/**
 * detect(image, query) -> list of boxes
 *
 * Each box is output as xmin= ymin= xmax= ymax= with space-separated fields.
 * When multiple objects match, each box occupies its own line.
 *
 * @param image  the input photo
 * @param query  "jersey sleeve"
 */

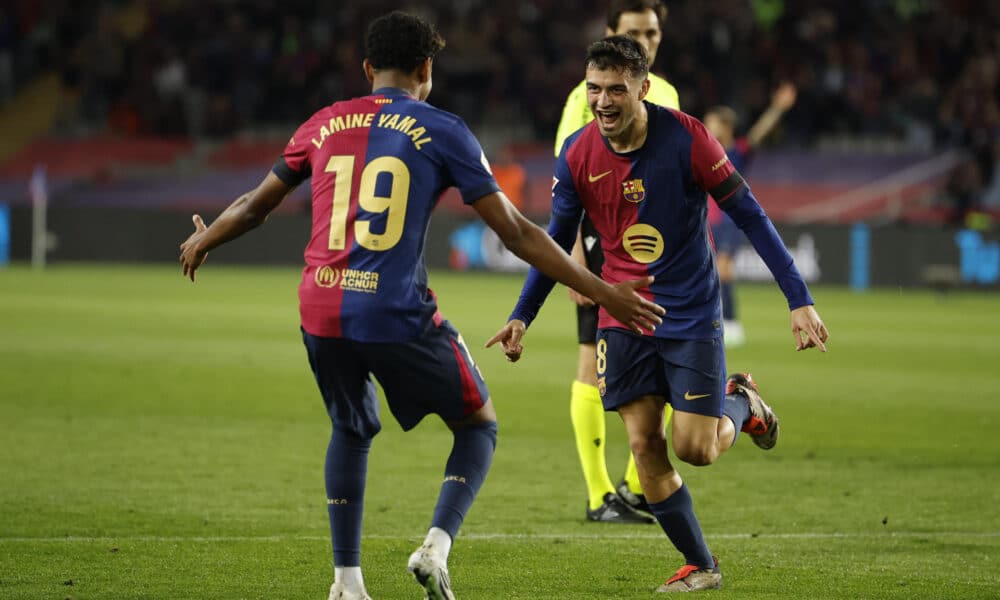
xmin=674 ymin=111 xmax=813 ymax=309
xmin=508 ymin=147 xmax=583 ymax=326
xmin=440 ymin=118 xmax=501 ymax=204
xmin=720 ymin=185 xmax=813 ymax=309
xmin=272 ymin=121 xmax=313 ymax=187
xmin=679 ymin=111 xmax=746 ymax=203
xmin=553 ymin=81 xmax=592 ymax=157
xmin=551 ymin=142 xmax=584 ymax=221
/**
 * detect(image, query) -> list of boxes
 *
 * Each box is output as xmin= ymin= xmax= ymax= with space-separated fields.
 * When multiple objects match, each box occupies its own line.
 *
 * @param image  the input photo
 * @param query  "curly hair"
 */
xmin=365 ymin=11 xmax=446 ymax=73
xmin=586 ymin=35 xmax=649 ymax=80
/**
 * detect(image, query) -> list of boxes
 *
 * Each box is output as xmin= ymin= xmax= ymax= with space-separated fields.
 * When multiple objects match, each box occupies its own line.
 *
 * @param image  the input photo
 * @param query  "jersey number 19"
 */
xmin=325 ymin=155 xmax=410 ymax=251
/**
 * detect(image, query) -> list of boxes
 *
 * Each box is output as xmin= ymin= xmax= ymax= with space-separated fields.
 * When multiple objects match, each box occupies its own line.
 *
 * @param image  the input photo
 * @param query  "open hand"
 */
xmin=179 ymin=214 xmax=209 ymax=282
xmin=599 ymin=276 xmax=665 ymax=335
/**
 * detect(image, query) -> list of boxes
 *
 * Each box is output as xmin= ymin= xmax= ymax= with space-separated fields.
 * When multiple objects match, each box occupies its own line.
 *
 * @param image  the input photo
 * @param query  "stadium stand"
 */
xmin=0 ymin=1 xmax=997 ymax=224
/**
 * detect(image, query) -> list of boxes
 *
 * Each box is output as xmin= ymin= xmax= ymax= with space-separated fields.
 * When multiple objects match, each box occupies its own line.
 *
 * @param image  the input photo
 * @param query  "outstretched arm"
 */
xmin=746 ymin=82 xmax=796 ymax=147
xmin=720 ymin=183 xmax=828 ymax=351
xmin=681 ymin=108 xmax=826 ymax=352
xmin=179 ymin=172 xmax=294 ymax=281
xmin=472 ymin=191 xmax=663 ymax=359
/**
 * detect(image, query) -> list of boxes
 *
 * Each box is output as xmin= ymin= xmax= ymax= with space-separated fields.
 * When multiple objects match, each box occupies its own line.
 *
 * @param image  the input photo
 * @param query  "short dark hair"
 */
xmin=607 ymin=0 xmax=668 ymax=31
xmin=365 ymin=11 xmax=445 ymax=73
xmin=586 ymin=35 xmax=649 ymax=80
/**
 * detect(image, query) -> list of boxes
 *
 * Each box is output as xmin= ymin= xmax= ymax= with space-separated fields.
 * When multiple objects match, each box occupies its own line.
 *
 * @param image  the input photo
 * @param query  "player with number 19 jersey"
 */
xmin=511 ymin=102 xmax=813 ymax=339
xmin=273 ymin=87 xmax=499 ymax=342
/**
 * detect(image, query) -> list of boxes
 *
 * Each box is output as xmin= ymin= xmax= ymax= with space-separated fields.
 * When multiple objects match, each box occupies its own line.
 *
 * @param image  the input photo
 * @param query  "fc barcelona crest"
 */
xmin=622 ymin=179 xmax=646 ymax=203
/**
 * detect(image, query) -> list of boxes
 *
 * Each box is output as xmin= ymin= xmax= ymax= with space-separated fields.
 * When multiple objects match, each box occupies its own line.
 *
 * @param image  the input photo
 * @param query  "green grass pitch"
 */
xmin=1 ymin=264 xmax=998 ymax=599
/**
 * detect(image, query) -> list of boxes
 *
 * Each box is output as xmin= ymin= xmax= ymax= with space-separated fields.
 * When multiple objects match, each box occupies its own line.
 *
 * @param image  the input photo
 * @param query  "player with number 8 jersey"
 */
xmin=275 ymin=88 xmax=499 ymax=342
xmin=490 ymin=35 xmax=828 ymax=593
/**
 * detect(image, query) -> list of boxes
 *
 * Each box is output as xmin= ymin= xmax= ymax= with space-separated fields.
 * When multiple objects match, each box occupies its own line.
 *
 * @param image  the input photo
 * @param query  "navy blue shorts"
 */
xmin=711 ymin=215 xmax=742 ymax=256
xmin=301 ymin=320 xmax=489 ymax=439
xmin=595 ymin=329 xmax=725 ymax=417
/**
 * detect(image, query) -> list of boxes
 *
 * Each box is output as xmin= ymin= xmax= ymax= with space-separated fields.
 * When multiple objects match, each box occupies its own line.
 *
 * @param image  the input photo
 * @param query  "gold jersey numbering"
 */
xmin=324 ymin=155 xmax=410 ymax=252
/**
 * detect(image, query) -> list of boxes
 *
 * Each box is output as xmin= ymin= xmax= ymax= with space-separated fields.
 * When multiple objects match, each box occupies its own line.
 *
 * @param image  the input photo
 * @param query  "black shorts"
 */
xmin=577 ymin=214 xmax=605 ymax=345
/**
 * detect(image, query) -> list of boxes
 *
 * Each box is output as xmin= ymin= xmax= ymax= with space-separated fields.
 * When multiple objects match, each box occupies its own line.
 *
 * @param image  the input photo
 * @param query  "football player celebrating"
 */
xmin=553 ymin=0 xmax=679 ymax=526
xmin=489 ymin=36 xmax=827 ymax=592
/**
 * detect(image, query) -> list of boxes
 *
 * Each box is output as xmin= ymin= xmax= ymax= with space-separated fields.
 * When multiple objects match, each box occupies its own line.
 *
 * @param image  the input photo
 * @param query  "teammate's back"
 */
xmin=277 ymin=89 xmax=499 ymax=342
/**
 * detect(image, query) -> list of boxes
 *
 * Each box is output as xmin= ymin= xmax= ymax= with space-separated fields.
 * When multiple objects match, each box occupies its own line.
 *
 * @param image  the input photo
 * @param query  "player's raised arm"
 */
xmin=179 ymin=171 xmax=293 ymax=281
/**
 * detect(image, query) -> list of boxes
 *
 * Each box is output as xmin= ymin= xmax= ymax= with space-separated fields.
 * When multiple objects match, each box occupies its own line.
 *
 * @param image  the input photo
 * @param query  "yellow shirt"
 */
xmin=553 ymin=73 xmax=680 ymax=156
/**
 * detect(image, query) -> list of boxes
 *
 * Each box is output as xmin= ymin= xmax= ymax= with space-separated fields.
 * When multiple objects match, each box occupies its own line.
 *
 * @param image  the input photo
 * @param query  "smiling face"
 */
xmin=586 ymin=65 xmax=650 ymax=142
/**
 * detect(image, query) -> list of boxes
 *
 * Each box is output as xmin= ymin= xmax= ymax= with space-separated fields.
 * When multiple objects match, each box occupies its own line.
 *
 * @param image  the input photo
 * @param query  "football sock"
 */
xmin=623 ymin=452 xmax=642 ymax=495
xmin=622 ymin=404 xmax=673 ymax=495
xmin=326 ymin=426 xmax=371 ymax=567
xmin=721 ymin=282 xmax=736 ymax=320
xmin=431 ymin=421 xmax=497 ymax=539
xmin=421 ymin=526 xmax=453 ymax=562
xmin=334 ymin=566 xmax=365 ymax=589
xmin=647 ymin=484 xmax=714 ymax=569
xmin=722 ymin=392 xmax=751 ymax=446
xmin=570 ymin=380 xmax=616 ymax=510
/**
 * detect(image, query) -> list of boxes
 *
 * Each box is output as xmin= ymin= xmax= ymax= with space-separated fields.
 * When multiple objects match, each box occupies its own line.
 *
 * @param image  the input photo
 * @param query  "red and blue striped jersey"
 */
xmin=274 ymin=87 xmax=499 ymax=342
xmin=511 ymin=103 xmax=811 ymax=339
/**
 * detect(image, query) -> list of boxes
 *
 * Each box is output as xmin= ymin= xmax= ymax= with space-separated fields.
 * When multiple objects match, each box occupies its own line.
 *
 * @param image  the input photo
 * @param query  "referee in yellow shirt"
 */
xmin=553 ymin=0 xmax=678 ymax=524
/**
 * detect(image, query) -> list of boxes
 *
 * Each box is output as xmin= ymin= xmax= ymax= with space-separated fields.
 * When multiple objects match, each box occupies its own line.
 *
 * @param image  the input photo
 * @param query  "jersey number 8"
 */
xmin=325 ymin=155 xmax=410 ymax=251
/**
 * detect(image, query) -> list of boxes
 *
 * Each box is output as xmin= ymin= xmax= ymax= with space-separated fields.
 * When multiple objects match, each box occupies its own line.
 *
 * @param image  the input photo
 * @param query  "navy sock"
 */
xmin=647 ymin=484 xmax=714 ymax=569
xmin=722 ymin=392 xmax=751 ymax=445
xmin=431 ymin=421 xmax=497 ymax=539
xmin=721 ymin=282 xmax=736 ymax=320
xmin=325 ymin=426 xmax=371 ymax=567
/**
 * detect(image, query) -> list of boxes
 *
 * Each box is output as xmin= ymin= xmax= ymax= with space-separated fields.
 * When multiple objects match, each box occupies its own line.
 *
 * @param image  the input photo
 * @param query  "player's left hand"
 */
xmin=790 ymin=305 xmax=828 ymax=352
xmin=179 ymin=214 xmax=209 ymax=282
xmin=485 ymin=319 xmax=527 ymax=362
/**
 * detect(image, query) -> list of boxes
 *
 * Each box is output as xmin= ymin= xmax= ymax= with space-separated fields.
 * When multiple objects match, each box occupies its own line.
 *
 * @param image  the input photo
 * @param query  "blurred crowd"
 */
xmin=1 ymin=0 xmax=998 ymax=213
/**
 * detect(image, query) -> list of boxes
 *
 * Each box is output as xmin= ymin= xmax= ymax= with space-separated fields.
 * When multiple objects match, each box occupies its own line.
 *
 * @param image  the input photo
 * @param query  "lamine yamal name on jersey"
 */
xmin=310 ymin=110 xmax=433 ymax=151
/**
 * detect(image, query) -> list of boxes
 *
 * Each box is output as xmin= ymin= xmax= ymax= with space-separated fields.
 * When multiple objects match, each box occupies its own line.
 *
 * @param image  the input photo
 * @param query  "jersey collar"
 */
xmin=372 ymin=87 xmax=417 ymax=99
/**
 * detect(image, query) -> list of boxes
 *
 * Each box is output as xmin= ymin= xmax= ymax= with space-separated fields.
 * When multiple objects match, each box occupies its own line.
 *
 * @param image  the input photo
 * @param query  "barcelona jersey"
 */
xmin=273 ymin=87 xmax=499 ymax=342
xmin=511 ymin=103 xmax=812 ymax=339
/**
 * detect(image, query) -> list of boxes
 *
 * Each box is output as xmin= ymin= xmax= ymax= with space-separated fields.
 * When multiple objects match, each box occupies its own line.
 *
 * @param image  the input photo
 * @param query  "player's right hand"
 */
xmin=179 ymin=214 xmax=209 ymax=282
xmin=485 ymin=319 xmax=527 ymax=362
xmin=598 ymin=276 xmax=665 ymax=335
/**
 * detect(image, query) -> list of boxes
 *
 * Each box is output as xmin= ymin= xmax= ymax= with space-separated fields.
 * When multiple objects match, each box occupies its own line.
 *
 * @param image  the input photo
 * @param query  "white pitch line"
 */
xmin=1 ymin=531 xmax=998 ymax=543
